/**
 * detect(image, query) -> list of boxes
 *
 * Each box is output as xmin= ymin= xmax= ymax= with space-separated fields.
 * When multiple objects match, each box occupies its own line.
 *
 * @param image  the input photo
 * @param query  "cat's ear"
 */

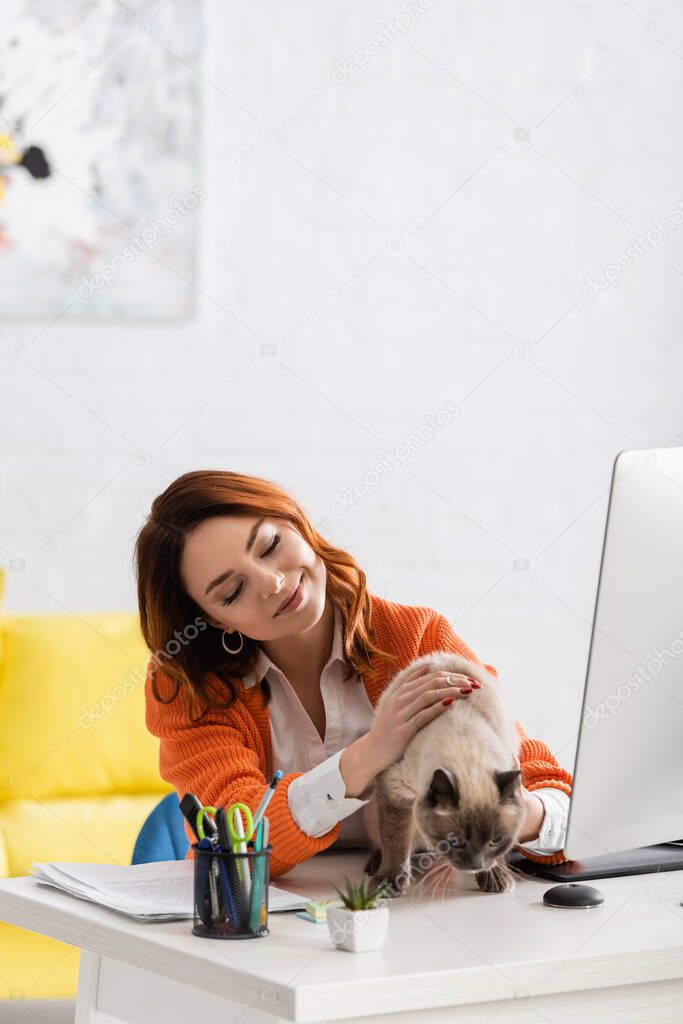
xmin=495 ymin=768 xmax=521 ymax=802
xmin=422 ymin=767 xmax=460 ymax=809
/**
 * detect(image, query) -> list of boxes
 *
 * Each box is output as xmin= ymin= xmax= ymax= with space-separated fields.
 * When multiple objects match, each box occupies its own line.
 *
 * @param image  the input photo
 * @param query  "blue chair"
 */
xmin=131 ymin=792 xmax=190 ymax=864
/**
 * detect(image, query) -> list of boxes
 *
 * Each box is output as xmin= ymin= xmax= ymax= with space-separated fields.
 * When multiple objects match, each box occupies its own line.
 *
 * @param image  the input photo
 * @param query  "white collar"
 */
xmin=241 ymin=603 xmax=346 ymax=688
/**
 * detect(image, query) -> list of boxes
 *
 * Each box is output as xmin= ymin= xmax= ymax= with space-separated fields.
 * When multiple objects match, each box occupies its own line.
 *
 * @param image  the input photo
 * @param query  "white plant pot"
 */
xmin=326 ymin=902 xmax=389 ymax=952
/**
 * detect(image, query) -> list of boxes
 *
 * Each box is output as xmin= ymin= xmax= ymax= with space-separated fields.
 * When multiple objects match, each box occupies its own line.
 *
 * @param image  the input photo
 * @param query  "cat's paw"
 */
xmin=363 ymin=847 xmax=383 ymax=876
xmin=371 ymin=874 xmax=410 ymax=899
xmin=370 ymin=857 xmax=413 ymax=898
xmin=475 ymin=861 xmax=515 ymax=894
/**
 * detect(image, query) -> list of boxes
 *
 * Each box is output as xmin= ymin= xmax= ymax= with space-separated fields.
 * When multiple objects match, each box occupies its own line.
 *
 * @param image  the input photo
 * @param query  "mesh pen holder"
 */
xmin=192 ymin=842 xmax=272 ymax=939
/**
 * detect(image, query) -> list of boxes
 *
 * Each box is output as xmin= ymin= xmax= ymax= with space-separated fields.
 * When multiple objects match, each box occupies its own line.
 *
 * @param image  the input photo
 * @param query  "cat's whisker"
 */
xmin=418 ymin=858 xmax=456 ymax=902
xmin=413 ymin=860 xmax=441 ymax=901
xmin=508 ymin=862 xmax=525 ymax=884
xmin=427 ymin=865 xmax=443 ymax=902
xmin=427 ymin=866 xmax=445 ymax=901
xmin=410 ymin=865 xmax=430 ymax=899
xmin=411 ymin=869 xmax=426 ymax=898
xmin=436 ymin=857 xmax=459 ymax=899
xmin=441 ymin=863 xmax=459 ymax=900
xmin=427 ymin=860 xmax=447 ymax=895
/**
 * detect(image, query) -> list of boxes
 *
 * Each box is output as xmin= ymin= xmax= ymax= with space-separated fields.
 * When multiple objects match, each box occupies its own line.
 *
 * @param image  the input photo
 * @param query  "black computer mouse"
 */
xmin=543 ymin=882 xmax=604 ymax=909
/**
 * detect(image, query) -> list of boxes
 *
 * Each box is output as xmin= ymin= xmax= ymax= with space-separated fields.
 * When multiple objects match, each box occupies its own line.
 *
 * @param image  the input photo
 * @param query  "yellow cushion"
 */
xmin=0 ymin=782 xmax=172 ymax=999
xmin=0 ymin=570 xmax=178 ymax=1000
xmin=0 ymin=922 xmax=80 ymax=1000
xmin=0 ymin=569 xmax=181 ymax=999
xmin=0 ymin=790 xmax=169 ymax=1000
xmin=0 ymin=793 xmax=169 ymax=877
xmin=0 ymin=818 xmax=8 ymax=878
xmin=0 ymin=610 xmax=166 ymax=803
xmin=0 ymin=570 xmax=5 ymax=670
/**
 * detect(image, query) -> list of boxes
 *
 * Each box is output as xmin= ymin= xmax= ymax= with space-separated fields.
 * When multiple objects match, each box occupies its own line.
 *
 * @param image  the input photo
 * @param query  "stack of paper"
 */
xmin=29 ymin=860 xmax=307 ymax=923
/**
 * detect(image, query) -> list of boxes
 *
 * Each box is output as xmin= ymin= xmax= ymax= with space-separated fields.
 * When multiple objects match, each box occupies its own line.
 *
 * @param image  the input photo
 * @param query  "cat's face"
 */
xmin=414 ymin=766 xmax=525 ymax=873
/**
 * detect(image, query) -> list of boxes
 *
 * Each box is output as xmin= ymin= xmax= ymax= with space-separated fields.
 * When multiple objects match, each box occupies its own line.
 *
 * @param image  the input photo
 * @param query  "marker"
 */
xmin=180 ymin=793 xmax=216 ymax=841
xmin=250 ymin=771 xmax=283 ymax=837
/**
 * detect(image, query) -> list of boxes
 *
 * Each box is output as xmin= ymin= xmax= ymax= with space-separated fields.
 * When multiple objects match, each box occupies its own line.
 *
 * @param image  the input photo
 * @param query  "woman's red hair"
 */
xmin=134 ymin=469 xmax=397 ymax=721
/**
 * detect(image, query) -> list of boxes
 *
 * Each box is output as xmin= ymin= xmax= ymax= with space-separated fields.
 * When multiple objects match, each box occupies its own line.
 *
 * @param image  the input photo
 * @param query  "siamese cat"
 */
xmin=362 ymin=652 xmax=525 ymax=896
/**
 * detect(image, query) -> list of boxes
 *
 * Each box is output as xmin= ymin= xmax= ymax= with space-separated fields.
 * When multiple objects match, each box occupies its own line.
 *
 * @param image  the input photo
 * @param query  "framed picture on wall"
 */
xmin=0 ymin=0 xmax=203 ymax=320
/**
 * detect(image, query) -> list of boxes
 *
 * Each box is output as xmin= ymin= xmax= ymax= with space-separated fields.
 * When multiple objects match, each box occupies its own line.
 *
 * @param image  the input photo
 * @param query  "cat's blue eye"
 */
xmin=490 ymin=836 xmax=504 ymax=846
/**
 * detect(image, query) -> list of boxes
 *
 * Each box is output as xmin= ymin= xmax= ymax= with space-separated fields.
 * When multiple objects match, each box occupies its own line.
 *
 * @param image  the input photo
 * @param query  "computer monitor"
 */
xmin=509 ymin=446 xmax=683 ymax=881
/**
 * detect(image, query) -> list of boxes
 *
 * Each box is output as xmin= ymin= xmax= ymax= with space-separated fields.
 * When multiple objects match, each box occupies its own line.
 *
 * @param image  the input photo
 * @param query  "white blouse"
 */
xmin=241 ymin=604 xmax=569 ymax=855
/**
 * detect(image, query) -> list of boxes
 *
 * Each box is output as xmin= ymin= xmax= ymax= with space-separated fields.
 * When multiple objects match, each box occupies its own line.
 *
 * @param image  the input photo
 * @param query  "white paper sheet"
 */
xmin=29 ymin=859 xmax=307 ymax=922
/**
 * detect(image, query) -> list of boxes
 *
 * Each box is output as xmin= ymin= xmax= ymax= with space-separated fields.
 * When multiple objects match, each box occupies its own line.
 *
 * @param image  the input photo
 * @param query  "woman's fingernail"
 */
xmin=470 ymin=681 xmax=482 ymax=688
xmin=442 ymin=697 xmax=455 ymax=706
xmin=460 ymin=687 xmax=473 ymax=694
xmin=467 ymin=677 xmax=477 ymax=683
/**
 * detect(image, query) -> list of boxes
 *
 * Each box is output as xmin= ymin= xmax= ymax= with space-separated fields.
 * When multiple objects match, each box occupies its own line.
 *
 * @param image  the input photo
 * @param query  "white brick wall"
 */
xmin=3 ymin=0 xmax=683 ymax=766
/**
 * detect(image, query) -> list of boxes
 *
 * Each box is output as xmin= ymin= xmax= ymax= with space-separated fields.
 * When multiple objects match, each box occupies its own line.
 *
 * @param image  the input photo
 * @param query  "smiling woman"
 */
xmin=134 ymin=469 xmax=573 ymax=880
xmin=134 ymin=470 xmax=392 ymax=719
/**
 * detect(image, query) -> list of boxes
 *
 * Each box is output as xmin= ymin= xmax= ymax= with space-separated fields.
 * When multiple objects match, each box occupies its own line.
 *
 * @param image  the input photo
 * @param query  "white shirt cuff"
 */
xmin=517 ymin=787 xmax=570 ymax=854
xmin=287 ymin=748 xmax=375 ymax=839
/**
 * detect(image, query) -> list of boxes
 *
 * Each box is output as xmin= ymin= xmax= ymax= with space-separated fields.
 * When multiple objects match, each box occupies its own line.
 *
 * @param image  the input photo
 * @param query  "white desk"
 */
xmin=1 ymin=851 xmax=682 ymax=1024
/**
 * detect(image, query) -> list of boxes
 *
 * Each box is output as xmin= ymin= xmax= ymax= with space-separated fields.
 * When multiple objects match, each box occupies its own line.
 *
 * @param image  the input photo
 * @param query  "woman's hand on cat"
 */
xmin=369 ymin=665 xmax=481 ymax=772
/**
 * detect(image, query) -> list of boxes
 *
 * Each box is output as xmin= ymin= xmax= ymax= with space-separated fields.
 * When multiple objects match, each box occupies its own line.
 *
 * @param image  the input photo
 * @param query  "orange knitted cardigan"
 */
xmin=145 ymin=593 xmax=573 ymax=878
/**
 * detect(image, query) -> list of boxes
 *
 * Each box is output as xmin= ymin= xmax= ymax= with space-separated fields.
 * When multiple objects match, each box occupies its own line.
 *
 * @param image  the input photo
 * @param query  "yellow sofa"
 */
xmin=0 ymin=569 xmax=173 ymax=1000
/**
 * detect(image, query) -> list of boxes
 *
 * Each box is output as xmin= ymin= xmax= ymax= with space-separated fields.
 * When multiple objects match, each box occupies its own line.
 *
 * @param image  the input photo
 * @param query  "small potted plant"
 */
xmin=326 ymin=874 xmax=390 ymax=952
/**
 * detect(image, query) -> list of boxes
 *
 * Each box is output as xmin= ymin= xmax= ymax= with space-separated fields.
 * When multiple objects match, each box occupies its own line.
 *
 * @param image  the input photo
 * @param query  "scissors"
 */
xmin=225 ymin=802 xmax=254 ymax=847
xmin=225 ymin=803 xmax=253 ymax=894
xmin=196 ymin=805 xmax=247 ymax=928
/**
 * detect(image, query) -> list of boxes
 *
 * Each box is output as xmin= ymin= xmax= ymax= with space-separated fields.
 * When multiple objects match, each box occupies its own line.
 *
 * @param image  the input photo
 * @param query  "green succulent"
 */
xmin=332 ymin=874 xmax=388 ymax=911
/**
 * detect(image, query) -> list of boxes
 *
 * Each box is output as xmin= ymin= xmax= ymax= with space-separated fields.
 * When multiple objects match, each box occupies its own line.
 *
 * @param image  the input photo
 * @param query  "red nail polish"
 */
xmin=442 ymin=696 xmax=455 ymax=706
xmin=461 ymin=688 xmax=473 ymax=694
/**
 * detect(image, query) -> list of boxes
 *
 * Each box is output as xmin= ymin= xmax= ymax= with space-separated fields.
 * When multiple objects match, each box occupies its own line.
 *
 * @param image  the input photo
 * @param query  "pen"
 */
xmin=250 ymin=770 xmax=283 ymax=837
xmin=196 ymin=806 xmax=226 ymax=926
xmin=247 ymin=818 xmax=266 ymax=933
xmin=259 ymin=816 xmax=270 ymax=928
xmin=211 ymin=834 xmax=240 ymax=929
xmin=182 ymin=796 xmax=218 ymax=926
xmin=196 ymin=836 xmax=220 ymax=925
xmin=198 ymin=805 xmax=246 ymax=929
xmin=216 ymin=806 xmax=246 ymax=929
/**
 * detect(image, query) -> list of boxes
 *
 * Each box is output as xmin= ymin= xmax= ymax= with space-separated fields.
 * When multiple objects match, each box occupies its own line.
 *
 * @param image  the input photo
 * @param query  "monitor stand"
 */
xmin=506 ymin=841 xmax=683 ymax=881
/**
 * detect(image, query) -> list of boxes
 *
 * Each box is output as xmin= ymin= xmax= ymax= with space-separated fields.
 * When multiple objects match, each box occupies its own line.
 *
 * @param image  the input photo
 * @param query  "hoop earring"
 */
xmin=221 ymin=629 xmax=244 ymax=655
